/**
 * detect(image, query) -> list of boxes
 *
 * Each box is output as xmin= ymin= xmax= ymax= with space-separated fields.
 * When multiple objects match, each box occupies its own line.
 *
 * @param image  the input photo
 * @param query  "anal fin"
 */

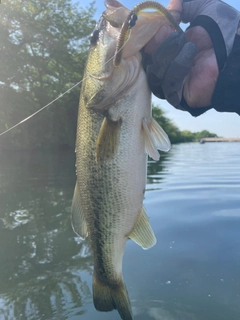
xmin=71 ymin=182 xmax=88 ymax=239
xmin=142 ymin=117 xmax=171 ymax=161
xmin=128 ymin=206 xmax=156 ymax=250
xmin=96 ymin=116 xmax=122 ymax=163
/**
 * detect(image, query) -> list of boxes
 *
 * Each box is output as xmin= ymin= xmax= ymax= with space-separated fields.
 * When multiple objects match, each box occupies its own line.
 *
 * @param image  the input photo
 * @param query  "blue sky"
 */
xmin=81 ymin=0 xmax=240 ymax=137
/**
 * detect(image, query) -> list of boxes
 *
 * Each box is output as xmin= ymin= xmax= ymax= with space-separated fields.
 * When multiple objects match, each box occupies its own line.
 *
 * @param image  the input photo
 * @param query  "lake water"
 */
xmin=0 ymin=142 xmax=240 ymax=320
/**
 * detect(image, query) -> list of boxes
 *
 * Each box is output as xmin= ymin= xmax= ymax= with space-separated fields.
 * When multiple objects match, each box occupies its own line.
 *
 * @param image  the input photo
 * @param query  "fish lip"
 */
xmin=103 ymin=0 xmax=130 ymax=29
xmin=104 ymin=0 xmax=123 ymax=9
xmin=102 ymin=13 xmax=121 ymax=28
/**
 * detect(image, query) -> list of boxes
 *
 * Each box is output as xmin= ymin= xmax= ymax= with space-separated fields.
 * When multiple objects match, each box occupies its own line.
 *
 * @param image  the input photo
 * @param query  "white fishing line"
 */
xmin=0 ymin=81 xmax=81 ymax=137
xmin=0 ymin=29 xmax=132 ymax=137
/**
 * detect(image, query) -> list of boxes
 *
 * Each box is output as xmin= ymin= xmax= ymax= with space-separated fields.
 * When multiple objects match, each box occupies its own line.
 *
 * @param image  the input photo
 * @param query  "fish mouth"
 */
xmin=90 ymin=1 xmax=181 ymax=67
xmin=103 ymin=1 xmax=181 ymax=66
xmin=103 ymin=0 xmax=130 ymax=29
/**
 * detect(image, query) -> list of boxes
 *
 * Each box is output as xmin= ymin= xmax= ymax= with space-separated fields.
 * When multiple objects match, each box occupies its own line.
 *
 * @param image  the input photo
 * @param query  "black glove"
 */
xmin=144 ymin=0 xmax=240 ymax=116
xmin=143 ymin=31 xmax=198 ymax=110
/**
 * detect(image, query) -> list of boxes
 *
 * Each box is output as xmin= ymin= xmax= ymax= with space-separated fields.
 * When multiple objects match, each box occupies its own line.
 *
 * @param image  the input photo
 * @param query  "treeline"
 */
xmin=0 ymin=0 xmax=96 ymax=150
xmin=152 ymin=105 xmax=218 ymax=143
xmin=0 ymin=0 xmax=217 ymax=151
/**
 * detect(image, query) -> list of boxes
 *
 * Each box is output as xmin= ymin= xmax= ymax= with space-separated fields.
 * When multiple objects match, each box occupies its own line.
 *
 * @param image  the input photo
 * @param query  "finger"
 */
xmin=185 ymin=26 xmax=213 ymax=51
xmin=167 ymin=0 xmax=182 ymax=12
xmin=144 ymin=24 xmax=174 ymax=54
xmin=144 ymin=31 xmax=191 ymax=101
xmin=161 ymin=41 xmax=198 ymax=106
xmin=183 ymin=50 xmax=219 ymax=107
xmin=167 ymin=0 xmax=182 ymax=23
xmin=148 ymin=31 xmax=187 ymax=79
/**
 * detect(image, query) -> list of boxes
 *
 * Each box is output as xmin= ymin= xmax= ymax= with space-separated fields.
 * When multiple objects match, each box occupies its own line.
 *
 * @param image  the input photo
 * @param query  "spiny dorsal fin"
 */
xmin=142 ymin=117 xmax=171 ymax=161
xmin=71 ymin=182 xmax=88 ymax=239
xmin=96 ymin=116 xmax=122 ymax=163
xmin=128 ymin=205 xmax=156 ymax=250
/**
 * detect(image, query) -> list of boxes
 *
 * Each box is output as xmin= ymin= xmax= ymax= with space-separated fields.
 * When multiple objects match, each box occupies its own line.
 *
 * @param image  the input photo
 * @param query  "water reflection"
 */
xmin=0 ymin=152 xmax=93 ymax=319
xmin=0 ymin=150 xmax=171 ymax=319
xmin=147 ymin=152 xmax=171 ymax=187
xmin=0 ymin=144 xmax=240 ymax=320
xmin=132 ymin=300 xmax=198 ymax=320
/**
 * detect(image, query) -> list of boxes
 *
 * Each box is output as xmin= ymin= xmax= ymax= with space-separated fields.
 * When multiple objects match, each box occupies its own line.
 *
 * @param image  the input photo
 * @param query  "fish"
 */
xmin=71 ymin=1 xmax=176 ymax=319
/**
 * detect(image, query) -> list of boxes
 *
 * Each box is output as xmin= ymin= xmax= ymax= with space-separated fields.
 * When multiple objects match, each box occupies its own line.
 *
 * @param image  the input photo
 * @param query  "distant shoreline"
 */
xmin=200 ymin=138 xmax=240 ymax=143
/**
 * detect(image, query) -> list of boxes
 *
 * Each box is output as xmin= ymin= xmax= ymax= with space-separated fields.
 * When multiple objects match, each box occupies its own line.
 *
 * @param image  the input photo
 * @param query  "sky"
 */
xmin=81 ymin=0 xmax=240 ymax=137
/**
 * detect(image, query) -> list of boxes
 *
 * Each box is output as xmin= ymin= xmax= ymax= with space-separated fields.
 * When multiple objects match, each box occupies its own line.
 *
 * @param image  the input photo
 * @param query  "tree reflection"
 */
xmin=147 ymin=152 xmax=171 ymax=185
xmin=0 ymin=152 xmax=93 ymax=319
xmin=0 ymin=150 xmax=174 ymax=319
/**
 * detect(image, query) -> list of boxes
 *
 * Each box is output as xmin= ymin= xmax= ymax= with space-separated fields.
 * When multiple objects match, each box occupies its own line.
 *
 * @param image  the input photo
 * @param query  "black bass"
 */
xmin=71 ymin=1 xmax=177 ymax=319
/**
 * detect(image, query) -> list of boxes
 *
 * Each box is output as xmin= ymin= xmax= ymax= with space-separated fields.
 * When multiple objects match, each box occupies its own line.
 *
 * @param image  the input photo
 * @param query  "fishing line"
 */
xmin=0 ymin=1 xmax=178 ymax=137
xmin=0 ymin=29 xmax=132 ymax=137
xmin=0 ymin=0 xmax=178 ymax=137
xmin=0 ymin=81 xmax=82 ymax=137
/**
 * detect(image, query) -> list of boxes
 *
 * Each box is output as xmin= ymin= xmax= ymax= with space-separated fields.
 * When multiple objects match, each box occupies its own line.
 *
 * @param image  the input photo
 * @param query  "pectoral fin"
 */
xmin=71 ymin=182 xmax=88 ymax=239
xmin=142 ymin=117 xmax=171 ymax=161
xmin=96 ymin=116 xmax=122 ymax=163
xmin=128 ymin=206 xmax=156 ymax=250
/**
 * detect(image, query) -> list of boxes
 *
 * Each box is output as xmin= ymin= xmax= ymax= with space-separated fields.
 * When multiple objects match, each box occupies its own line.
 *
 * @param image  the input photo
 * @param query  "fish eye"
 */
xmin=90 ymin=16 xmax=106 ymax=45
xmin=90 ymin=29 xmax=100 ymax=45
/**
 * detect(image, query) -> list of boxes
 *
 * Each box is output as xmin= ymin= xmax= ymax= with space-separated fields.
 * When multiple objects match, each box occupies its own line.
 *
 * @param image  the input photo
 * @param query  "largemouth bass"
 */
xmin=72 ymin=1 xmax=177 ymax=319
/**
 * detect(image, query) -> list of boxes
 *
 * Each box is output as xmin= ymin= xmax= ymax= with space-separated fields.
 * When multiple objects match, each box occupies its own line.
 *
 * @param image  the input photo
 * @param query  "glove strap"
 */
xmin=182 ymin=15 xmax=240 ymax=115
xmin=211 ymin=34 xmax=240 ymax=114
xmin=189 ymin=15 xmax=227 ymax=71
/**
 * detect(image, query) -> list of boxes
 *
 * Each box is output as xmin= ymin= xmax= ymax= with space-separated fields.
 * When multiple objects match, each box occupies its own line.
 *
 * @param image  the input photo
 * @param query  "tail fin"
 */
xmin=93 ymin=274 xmax=133 ymax=320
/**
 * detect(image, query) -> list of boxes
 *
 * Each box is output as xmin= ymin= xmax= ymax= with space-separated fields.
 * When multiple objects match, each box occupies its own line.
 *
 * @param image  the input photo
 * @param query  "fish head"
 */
xmin=85 ymin=0 xmax=130 ymax=80
xmin=83 ymin=0 xmax=172 ymax=109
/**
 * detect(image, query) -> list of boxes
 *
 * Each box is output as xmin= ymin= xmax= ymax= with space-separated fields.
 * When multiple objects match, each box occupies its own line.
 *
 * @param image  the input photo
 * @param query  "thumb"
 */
xmin=167 ymin=0 xmax=183 ymax=23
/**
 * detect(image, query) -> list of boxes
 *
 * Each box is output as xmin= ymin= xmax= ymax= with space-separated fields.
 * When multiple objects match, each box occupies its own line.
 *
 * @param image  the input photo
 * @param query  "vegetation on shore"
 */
xmin=0 ymin=0 xmax=217 ymax=150
xmin=0 ymin=0 xmax=96 ymax=150
xmin=152 ymin=105 xmax=218 ymax=144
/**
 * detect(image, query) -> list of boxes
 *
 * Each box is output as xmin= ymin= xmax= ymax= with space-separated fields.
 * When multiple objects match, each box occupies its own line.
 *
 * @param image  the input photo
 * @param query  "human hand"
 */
xmin=144 ymin=0 xmax=240 ymax=116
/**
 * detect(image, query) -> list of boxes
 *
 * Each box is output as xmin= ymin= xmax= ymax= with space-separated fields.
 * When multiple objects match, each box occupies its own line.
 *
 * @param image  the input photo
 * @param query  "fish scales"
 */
xmin=72 ymin=1 xmax=172 ymax=319
xmin=76 ymin=66 xmax=149 ymax=278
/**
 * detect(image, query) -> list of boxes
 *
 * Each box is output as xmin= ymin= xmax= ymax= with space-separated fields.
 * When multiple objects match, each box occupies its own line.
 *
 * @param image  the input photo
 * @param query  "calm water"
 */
xmin=0 ymin=143 xmax=240 ymax=320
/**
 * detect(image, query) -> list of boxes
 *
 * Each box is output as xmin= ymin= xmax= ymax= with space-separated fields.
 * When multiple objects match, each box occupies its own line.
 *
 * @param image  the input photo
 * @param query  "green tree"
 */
xmin=152 ymin=104 xmax=218 ymax=143
xmin=195 ymin=130 xmax=218 ymax=140
xmin=180 ymin=130 xmax=196 ymax=142
xmin=152 ymin=104 xmax=183 ymax=143
xmin=0 ymin=0 xmax=96 ymax=150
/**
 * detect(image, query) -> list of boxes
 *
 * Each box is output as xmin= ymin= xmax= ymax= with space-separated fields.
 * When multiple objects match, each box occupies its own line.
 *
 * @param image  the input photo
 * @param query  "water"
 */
xmin=0 ymin=143 xmax=240 ymax=320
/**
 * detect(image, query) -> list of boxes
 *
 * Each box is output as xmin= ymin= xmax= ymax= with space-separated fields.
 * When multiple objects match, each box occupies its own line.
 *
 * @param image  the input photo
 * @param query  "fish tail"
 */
xmin=93 ymin=273 xmax=133 ymax=320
